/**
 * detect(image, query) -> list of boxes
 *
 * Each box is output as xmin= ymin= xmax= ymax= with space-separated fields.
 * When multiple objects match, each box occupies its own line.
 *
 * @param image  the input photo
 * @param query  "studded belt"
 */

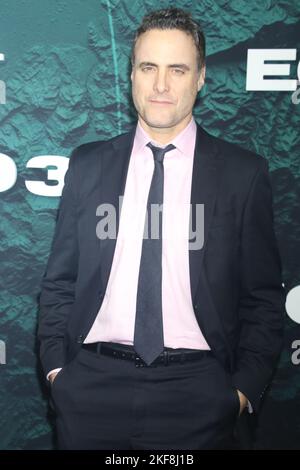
xmin=82 ymin=342 xmax=212 ymax=367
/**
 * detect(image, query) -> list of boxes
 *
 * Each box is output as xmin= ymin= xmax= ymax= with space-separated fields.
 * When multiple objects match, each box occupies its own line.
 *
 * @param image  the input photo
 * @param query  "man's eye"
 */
xmin=172 ymin=69 xmax=184 ymax=75
xmin=142 ymin=66 xmax=154 ymax=72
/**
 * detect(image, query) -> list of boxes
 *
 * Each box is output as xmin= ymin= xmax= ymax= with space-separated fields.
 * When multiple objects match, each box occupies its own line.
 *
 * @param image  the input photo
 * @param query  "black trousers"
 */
xmin=50 ymin=346 xmax=241 ymax=450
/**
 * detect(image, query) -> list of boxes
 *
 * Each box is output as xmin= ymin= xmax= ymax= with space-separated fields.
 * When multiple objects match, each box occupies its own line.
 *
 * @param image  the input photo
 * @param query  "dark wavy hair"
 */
xmin=131 ymin=7 xmax=206 ymax=71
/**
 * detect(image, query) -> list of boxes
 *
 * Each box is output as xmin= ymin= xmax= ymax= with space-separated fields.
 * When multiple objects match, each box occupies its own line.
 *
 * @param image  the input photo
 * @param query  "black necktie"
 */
xmin=134 ymin=142 xmax=175 ymax=365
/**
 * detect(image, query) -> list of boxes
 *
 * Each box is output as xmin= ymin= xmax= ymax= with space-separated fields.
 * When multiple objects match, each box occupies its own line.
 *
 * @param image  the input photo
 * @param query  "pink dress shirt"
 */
xmin=84 ymin=116 xmax=210 ymax=350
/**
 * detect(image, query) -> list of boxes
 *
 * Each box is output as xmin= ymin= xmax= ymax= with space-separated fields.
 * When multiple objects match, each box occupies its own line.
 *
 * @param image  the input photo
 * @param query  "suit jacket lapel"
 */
xmin=189 ymin=124 xmax=234 ymax=370
xmin=99 ymin=125 xmax=136 ymax=294
xmin=189 ymin=123 xmax=221 ymax=302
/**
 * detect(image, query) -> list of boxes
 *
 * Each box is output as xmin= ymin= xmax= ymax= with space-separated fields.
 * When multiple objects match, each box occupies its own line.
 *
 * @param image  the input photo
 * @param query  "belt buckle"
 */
xmin=135 ymin=354 xmax=145 ymax=368
xmin=135 ymin=352 xmax=169 ymax=367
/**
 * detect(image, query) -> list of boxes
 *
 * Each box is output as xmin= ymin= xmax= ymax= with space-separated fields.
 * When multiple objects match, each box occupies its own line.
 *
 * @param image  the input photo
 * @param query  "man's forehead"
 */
xmin=134 ymin=29 xmax=197 ymax=62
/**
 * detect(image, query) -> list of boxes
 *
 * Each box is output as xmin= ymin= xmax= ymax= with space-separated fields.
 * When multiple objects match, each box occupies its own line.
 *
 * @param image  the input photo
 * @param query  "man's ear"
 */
xmin=131 ymin=64 xmax=136 ymax=82
xmin=197 ymin=64 xmax=206 ymax=91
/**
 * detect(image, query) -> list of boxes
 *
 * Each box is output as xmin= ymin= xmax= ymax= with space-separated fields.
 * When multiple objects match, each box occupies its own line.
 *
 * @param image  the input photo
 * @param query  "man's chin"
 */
xmin=142 ymin=117 xmax=177 ymax=130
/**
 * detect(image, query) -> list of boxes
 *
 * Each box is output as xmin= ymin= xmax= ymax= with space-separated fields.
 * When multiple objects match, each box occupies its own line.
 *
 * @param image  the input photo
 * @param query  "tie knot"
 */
xmin=147 ymin=142 xmax=175 ymax=163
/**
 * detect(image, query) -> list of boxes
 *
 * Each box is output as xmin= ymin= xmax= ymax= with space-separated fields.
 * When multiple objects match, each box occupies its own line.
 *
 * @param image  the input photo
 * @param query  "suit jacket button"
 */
xmin=194 ymin=304 xmax=198 ymax=311
xmin=77 ymin=335 xmax=84 ymax=344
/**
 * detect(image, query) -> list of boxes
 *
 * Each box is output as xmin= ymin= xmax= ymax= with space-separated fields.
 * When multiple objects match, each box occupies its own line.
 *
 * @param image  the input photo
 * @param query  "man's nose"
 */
xmin=154 ymin=69 xmax=170 ymax=93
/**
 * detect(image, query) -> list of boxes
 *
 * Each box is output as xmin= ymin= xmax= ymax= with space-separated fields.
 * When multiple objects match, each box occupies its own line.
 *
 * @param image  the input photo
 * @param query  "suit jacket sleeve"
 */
xmin=232 ymin=158 xmax=285 ymax=412
xmin=38 ymin=147 xmax=79 ymax=377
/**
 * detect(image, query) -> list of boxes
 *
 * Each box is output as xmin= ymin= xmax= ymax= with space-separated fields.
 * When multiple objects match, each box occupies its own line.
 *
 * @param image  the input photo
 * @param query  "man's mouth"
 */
xmin=149 ymin=99 xmax=174 ymax=105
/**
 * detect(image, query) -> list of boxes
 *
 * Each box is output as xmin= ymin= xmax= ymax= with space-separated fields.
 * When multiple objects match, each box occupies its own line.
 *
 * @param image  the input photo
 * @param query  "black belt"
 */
xmin=82 ymin=342 xmax=212 ymax=367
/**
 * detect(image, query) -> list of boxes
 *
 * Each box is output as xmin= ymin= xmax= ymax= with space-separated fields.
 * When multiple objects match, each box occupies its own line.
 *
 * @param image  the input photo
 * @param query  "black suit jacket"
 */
xmin=38 ymin=122 xmax=285 ymax=413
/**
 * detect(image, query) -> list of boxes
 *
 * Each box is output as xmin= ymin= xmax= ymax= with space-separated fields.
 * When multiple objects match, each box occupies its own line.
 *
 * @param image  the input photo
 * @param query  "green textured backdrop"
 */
xmin=0 ymin=0 xmax=299 ymax=449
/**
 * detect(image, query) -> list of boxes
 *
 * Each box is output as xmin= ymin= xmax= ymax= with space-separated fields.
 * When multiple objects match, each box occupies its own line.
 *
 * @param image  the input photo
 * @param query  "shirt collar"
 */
xmin=134 ymin=116 xmax=197 ymax=157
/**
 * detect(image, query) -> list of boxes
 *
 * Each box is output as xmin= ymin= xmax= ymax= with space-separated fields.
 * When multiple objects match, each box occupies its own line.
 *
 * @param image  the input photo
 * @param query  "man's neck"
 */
xmin=138 ymin=115 xmax=193 ymax=145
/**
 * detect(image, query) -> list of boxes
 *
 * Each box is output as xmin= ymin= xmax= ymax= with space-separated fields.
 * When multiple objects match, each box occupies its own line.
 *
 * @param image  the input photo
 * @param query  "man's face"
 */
xmin=131 ymin=28 xmax=205 ymax=134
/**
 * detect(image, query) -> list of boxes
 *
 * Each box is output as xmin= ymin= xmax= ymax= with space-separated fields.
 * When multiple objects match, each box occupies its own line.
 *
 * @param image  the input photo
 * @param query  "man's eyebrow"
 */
xmin=137 ymin=61 xmax=190 ymax=71
xmin=138 ymin=61 xmax=157 ymax=68
xmin=168 ymin=63 xmax=190 ymax=71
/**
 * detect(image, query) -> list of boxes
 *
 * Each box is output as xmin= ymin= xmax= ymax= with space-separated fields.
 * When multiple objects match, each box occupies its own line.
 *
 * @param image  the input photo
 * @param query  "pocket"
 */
xmin=51 ymin=355 xmax=78 ymax=394
xmin=51 ymin=367 xmax=67 ymax=392
xmin=230 ymin=387 xmax=241 ymax=420
xmin=49 ymin=368 xmax=68 ymax=413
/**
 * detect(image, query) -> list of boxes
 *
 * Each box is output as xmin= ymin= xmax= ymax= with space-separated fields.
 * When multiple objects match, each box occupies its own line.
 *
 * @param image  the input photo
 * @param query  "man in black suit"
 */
xmin=38 ymin=7 xmax=285 ymax=450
